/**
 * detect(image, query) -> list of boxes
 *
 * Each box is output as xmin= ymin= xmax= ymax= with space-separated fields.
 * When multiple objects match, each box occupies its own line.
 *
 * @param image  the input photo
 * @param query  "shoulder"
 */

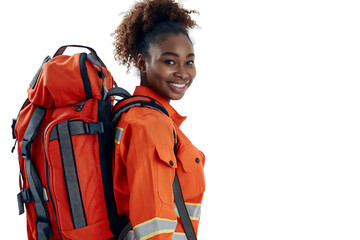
xmin=122 ymin=106 xmax=171 ymax=126
xmin=119 ymin=106 xmax=174 ymax=145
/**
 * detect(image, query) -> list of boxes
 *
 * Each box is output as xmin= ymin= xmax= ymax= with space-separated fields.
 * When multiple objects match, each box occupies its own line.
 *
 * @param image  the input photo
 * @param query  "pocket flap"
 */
xmin=156 ymin=145 xmax=177 ymax=168
xmin=177 ymin=146 xmax=204 ymax=172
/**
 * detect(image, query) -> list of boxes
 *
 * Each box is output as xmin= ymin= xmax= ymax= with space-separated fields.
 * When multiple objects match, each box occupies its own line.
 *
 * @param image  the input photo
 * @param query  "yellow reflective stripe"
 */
xmin=133 ymin=217 xmax=177 ymax=240
xmin=185 ymin=202 xmax=201 ymax=206
xmin=114 ymin=127 xmax=123 ymax=144
xmin=141 ymin=229 xmax=174 ymax=240
xmin=133 ymin=217 xmax=177 ymax=229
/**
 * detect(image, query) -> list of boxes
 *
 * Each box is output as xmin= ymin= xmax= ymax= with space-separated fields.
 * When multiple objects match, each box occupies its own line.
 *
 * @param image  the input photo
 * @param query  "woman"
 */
xmin=112 ymin=0 xmax=205 ymax=239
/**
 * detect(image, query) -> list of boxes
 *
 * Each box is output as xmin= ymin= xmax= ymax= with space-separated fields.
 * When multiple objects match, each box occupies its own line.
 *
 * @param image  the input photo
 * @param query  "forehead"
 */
xmin=149 ymin=34 xmax=194 ymax=56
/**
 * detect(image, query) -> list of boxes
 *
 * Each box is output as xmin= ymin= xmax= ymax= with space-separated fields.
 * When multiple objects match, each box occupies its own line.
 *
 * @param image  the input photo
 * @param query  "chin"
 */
xmin=169 ymin=93 xmax=185 ymax=101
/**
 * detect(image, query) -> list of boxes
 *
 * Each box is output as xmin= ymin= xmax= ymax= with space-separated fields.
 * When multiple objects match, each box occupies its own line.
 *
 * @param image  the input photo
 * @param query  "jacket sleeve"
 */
xmin=119 ymin=113 xmax=178 ymax=240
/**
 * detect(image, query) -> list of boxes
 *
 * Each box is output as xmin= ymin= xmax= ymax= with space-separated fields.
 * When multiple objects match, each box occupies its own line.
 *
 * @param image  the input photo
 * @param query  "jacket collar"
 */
xmin=133 ymin=86 xmax=187 ymax=127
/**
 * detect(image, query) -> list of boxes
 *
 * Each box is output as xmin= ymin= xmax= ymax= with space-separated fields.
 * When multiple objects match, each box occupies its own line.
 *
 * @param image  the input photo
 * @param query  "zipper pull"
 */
xmin=73 ymin=100 xmax=86 ymax=112
xmin=11 ymin=139 xmax=17 ymax=153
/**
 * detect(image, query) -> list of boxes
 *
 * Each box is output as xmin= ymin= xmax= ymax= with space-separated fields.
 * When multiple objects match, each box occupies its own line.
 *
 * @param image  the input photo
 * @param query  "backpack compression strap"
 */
xmin=21 ymin=106 xmax=52 ymax=240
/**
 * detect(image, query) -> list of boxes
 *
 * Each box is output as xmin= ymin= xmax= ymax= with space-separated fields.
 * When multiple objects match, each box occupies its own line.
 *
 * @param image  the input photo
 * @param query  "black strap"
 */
xmin=172 ymin=129 xmax=198 ymax=240
xmin=57 ymin=121 xmax=87 ymax=229
xmin=111 ymin=97 xmax=169 ymax=128
xmin=21 ymin=106 xmax=52 ymax=240
xmin=79 ymin=53 xmax=93 ymax=100
xmin=53 ymin=45 xmax=106 ymax=68
xmin=173 ymin=173 xmax=198 ymax=240
xmin=106 ymin=87 xmax=131 ymax=100
xmin=118 ymin=222 xmax=132 ymax=240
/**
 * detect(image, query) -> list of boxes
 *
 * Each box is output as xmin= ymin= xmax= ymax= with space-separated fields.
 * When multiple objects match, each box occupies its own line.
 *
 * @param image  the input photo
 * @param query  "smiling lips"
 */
xmin=167 ymin=81 xmax=190 ymax=94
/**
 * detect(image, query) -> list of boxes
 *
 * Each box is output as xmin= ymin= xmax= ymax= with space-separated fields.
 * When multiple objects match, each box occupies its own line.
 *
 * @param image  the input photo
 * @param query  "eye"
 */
xmin=186 ymin=60 xmax=195 ymax=66
xmin=164 ymin=60 xmax=176 ymax=65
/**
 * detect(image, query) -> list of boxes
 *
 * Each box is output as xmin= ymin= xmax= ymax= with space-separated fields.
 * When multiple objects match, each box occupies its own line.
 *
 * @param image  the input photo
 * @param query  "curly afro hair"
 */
xmin=112 ymin=0 xmax=198 ymax=71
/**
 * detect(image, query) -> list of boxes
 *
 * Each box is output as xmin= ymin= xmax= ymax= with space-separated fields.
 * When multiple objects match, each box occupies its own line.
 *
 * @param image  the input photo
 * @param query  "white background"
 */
xmin=1 ymin=0 xmax=360 ymax=239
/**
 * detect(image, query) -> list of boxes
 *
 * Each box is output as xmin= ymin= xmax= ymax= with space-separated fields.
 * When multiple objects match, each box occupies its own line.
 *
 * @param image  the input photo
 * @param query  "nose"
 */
xmin=174 ymin=66 xmax=190 ymax=80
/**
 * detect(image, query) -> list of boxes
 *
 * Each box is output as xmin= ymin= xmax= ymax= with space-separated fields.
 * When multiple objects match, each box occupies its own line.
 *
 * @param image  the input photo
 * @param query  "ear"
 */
xmin=137 ymin=53 xmax=147 ymax=72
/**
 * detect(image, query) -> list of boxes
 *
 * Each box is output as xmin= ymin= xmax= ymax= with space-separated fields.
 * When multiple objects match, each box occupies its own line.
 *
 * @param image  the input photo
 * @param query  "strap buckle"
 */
xmin=17 ymin=188 xmax=33 ymax=215
xmin=11 ymin=118 xmax=17 ymax=139
xmin=21 ymin=188 xmax=33 ymax=203
xmin=85 ymin=122 xmax=104 ymax=134
xmin=21 ymin=139 xmax=31 ymax=159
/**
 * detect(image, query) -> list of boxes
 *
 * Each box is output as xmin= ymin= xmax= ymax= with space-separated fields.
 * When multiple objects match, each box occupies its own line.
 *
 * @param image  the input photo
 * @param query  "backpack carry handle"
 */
xmin=54 ymin=45 xmax=106 ymax=67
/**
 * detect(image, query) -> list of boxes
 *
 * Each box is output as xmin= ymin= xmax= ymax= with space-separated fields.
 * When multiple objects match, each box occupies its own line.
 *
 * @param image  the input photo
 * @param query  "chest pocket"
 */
xmin=177 ymin=145 xmax=206 ymax=199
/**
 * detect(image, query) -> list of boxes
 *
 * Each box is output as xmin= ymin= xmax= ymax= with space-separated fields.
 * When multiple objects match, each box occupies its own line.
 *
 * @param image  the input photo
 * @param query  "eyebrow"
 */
xmin=161 ymin=52 xmax=195 ymax=58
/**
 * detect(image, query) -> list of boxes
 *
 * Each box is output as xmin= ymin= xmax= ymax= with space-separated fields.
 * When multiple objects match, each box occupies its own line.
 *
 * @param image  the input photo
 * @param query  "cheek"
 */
xmin=153 ymin=65 xmax=174 ymax=82
xmin=191 ymin=67 xmax=197 ymax=79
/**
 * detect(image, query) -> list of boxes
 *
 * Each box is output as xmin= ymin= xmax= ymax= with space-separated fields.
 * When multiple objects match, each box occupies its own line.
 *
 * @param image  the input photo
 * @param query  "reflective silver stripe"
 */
xmin=114 ymin=127 xmax=123 ymax=144
xmin=172 ymin=232 xmax=188 ymax=240
xmin=132 ymin=217 xmax=177 ymax=240
xmin=124 ymin=230 xmax=188 ymax=240
xmin=174 ymin=203 xmax=201 ymax=220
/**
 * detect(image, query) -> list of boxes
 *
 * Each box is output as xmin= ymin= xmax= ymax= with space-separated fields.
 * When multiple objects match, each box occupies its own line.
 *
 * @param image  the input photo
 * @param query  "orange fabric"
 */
xmin=113 ymin=86 xmax=205 ymax=239
xmin=28 ymin=53 xmax=113 ymax=108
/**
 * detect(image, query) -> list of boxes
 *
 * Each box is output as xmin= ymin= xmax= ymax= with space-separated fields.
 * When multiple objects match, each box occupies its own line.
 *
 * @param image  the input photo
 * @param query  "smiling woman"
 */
xmin=138 ymin=33 xmax=196 ymax=101
xmin=111 ymin=0 xmax=205 ymax=240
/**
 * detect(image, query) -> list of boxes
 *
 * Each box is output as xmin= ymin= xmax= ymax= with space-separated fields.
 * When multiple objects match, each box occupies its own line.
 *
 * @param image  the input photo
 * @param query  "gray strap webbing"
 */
xmin=87 ymin=53 xmax=108 ymax=99
xmin=49 ymin=120 xmax=104 ymax=141
xmin=21 ymin=106 xmax=52 ymax=240
xmin=173 ymin=173 xmax=198 ymax=240
xmin=57 ymin=121 xmax=87 ymax=229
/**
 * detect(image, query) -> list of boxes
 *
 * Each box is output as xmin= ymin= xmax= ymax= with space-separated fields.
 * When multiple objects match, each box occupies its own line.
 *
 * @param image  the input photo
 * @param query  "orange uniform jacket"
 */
xmin=113 ymin=86 xmax=205 ymax=240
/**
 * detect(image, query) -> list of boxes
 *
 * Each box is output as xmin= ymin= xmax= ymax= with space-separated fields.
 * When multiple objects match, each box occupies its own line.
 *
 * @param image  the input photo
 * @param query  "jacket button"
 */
xmin=169 ymin=160 xmax=174 ymax=166
xmin=195 ymin=158 xmax=200 ymax=163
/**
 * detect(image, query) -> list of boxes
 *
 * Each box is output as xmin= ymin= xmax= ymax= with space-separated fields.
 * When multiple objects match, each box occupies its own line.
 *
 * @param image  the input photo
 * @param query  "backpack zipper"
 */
xmin=43 ymin=124 xmax=64 ymax=240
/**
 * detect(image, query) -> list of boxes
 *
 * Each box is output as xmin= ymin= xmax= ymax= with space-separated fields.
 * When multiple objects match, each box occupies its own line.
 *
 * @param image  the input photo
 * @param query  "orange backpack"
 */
xmin=12 ymin=45 xmax=126 ymax=240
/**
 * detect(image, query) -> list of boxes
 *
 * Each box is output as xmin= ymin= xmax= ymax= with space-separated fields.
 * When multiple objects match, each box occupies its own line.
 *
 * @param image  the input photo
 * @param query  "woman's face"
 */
xmin=138 ymin=33 xmax=196 ymax=101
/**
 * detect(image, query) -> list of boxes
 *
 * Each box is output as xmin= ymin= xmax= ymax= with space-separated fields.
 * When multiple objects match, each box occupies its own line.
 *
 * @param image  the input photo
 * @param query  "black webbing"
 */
xmin=173 ymin=173 xmax=198 ymax=240
xmin=79 ymin=53 xmax=93 ymax=100
xmin=117 ymin=222 xmax=133 ymax=240
xmin=172 ymin=129 xmax=197 ymax=240
xmin=57 ymin=121 xmax=87 ymax=229
xmin=21 ymin=106 xmax=52 ymax=240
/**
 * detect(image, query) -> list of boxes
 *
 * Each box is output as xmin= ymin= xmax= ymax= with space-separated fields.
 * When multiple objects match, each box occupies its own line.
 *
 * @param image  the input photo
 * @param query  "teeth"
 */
xmin=169 ymin=81 xmax=189 ymax=88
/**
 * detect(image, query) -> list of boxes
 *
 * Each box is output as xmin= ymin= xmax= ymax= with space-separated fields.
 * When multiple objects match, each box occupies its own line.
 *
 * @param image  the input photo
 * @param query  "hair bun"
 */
xmin=113 ymin=0 xmax=198 ymax=71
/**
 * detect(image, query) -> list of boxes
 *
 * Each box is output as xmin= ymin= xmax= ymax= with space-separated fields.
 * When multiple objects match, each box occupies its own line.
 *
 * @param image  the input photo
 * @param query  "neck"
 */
xmin=140 ymin=76 xmax=171 ymax=103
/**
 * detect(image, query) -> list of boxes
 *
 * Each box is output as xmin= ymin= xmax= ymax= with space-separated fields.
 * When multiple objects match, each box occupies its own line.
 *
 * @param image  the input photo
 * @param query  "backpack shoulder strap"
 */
xmin=111 ymin=92 xmax=169 ymax=128
xmin=172 ymin=129 xmax=198 ymax=240
xmin=173 ymin=173 xmax=198 ymax=240
xmin=21 ymin=106 xmax=52 ymax=240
